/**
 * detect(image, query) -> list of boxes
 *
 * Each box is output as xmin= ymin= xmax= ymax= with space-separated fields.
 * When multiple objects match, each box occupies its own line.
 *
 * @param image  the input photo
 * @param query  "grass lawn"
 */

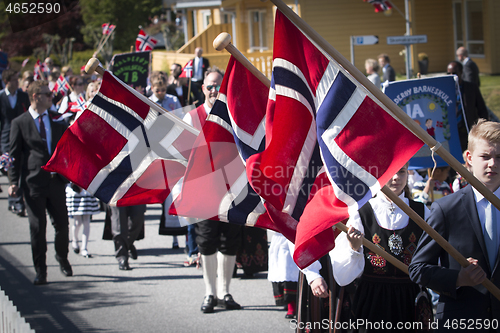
xmin=479 ymin=75 xmax=500 ymax=118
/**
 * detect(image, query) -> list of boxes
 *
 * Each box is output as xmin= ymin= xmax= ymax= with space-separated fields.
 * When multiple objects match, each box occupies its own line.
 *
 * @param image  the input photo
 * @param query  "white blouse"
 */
xmin=330 ymin=193 xmax=430 ymax=286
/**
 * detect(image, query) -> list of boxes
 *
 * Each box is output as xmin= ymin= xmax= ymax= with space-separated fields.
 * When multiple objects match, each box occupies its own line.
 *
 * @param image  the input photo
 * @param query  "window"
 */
xmin=249 ymin=10 xmax=268 ymax=52
xmin=453 ymin=0 xmax=484 ymax=57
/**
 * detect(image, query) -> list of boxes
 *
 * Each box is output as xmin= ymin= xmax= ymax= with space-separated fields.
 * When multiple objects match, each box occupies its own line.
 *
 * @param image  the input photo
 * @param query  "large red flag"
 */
xmin=43 ymin=71 xmax=197 ymax=206
xmin=247 ymin=10 xmax=423 ymax=269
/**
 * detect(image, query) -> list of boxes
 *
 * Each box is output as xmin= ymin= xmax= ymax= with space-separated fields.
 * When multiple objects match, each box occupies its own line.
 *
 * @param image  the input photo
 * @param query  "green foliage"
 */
xmin=79 ymin=0 xmax=163 ymax=51
xmin=480 ymin=75 xmax=500 ymax=117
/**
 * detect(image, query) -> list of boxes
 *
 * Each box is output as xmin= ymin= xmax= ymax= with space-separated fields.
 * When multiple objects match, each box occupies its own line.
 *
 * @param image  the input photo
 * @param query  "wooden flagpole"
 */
xmin=264 ymin=0 xmax=500 ymax=300
xmin=95 ymin=27 xmax=115 ymax=57
xmin=84 ymin=57 xmax=199 ymax=136
xmin=213 ymin=32 xmax=409 ymax=276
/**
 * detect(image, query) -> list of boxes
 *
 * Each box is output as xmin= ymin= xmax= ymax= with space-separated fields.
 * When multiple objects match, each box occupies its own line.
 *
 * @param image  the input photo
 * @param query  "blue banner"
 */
xmin=383 ymin=75 xmax=464 ymax=169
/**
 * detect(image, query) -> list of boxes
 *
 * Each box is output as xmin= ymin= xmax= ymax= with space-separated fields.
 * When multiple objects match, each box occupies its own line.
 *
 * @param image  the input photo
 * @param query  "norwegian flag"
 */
xmin=179 ymin=59 xmax=193 ymax=79
xmin=246 ymin=10 xmax=424 ymax=269
xmin=102 ymin=23 xmax=116 ymax=35
xmin=33 ymin=60 xmax=48 ymax=80
xmin=135 ymin=29 xmax=157 ymax=52
xmin=364 ymin=0 xmax=392 ymax=12
xmin=52 ymin=75 xmax=71 ymax=96
xmin=169 ymin=56 xmax=287 ymax=233
xmin=43 ymin=71 xmax=198 ymax=206
xmin=68 ymin=94 xmax=86 ymax=113
xmin=21 ymin=58 xmax=30 ymax=67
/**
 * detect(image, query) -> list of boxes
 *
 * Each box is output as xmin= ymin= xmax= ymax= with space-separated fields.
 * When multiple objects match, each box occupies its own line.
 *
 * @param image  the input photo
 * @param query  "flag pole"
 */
xmin=84 ymin=57 xmax=199 ymax=136
xmin=187 ymin=77 xmax=192 ymax=105
xmin=335 ymin=222 xmax=409 ymax=274
xmin=265 ymin=0 xmax=500 ymax=214
xmin=213 ymin=32 xmax=411 ymax=276
xmin=265 ymin=0 xmax=500 ymax=300
xmin=95 ymin=27 xmax=115 ymax=57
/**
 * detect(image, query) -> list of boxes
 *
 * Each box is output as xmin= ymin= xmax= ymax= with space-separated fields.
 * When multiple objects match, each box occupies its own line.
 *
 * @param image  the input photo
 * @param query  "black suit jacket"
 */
xmin=382 ymin=64 xmax=396 ymax=82
xmin=461 ymin=81 xmax=489 ymax=130
xmin=463 ymin=59 xmax=480 ymax=87
xmin=0 ymin=89 xmax=29 ymax=154
xmin=9 ymin=110 xmax=68 ymax=194
xmin=409 ymin=185 xmax=500 ymax=324
xmin=191 ymin=57 xmax=210 ymax=81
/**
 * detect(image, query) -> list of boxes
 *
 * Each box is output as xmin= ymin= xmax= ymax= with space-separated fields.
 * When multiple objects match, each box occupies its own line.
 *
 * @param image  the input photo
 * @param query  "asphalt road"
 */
xmin=0 ymin=175 xmax=296 ymax=333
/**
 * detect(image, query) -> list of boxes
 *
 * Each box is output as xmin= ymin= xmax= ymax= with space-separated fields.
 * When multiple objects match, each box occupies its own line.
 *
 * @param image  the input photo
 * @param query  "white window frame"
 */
xmin=248 ymin=9 xmax=268 ymax=52
xmin=452 ymin=0 xmax=484 ymax=58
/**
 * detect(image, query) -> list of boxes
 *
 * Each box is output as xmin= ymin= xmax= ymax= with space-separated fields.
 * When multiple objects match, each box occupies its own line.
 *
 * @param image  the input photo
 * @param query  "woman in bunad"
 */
xmin=58 ymin=76 xmax=86 ymax=115
xmin=330 ymin=163 xmax=432 ymax=332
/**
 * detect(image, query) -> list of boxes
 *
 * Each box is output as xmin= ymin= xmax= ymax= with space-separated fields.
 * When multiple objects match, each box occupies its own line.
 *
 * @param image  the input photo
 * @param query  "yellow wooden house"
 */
xmin=153 ymin=0 xmax=499 ymax=78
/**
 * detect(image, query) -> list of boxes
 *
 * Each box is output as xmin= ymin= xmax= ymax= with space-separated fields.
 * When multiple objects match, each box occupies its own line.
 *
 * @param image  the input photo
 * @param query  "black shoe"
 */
xmin=128 ymin=245 xmax=137 ymax=260
xmin=201 ymin=295 xmax=217 ymax=313
xmin=118 ymin=257 xmax=131 ymax=270
xmin=220 ymin=294 xmax=241 ymax=310
xmin=33 ymin=273 xmax=47 ymax=285
xmin=17 ymin=209 xmax=26 ymax=217
xmin=55 ymin=255 xmax=73 ymax=277
xmin=285 ymin=313 xmax=295 ymax=319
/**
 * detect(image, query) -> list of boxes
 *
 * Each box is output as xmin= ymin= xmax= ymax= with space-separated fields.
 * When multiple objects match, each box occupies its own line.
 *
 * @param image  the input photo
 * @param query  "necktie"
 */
xmin=484 ymin=201 xmax=498 ymax=268
xmin=39 ymin=114 xmax=46 ymax=142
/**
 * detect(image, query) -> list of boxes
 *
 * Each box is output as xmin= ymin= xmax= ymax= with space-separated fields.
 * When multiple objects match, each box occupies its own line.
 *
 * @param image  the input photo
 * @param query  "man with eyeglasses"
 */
xmin=8 ymin=80 xmax=72 ymax=285
xmin=182 ymin=68 xmax=243 ymax=313
xmin=447 ymin=61 xmax=488 ymax=151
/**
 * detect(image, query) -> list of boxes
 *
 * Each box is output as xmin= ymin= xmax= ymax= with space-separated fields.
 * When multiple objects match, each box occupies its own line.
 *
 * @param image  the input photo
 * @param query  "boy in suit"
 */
xmin=8 ymin=80 xmax=72 ymax=285
xmin=409 ymin=119 xmax=500 ymax=329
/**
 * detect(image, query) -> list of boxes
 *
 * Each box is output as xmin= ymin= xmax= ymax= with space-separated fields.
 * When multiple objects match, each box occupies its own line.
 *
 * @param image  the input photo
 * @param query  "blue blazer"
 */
xmin=409 ymin=185 xmax=500 ymax=326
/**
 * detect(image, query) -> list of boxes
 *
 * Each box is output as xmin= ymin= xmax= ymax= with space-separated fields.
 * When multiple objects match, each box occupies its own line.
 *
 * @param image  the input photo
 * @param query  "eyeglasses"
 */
xmin=206 ymin=85 xmax=220 ymax=92
xmin=76 ymin=82 xmax=84 ymax=86
xmin=37 ymin=92 xmax=52 ymax=98
xmin=447 ymin=72 xmax=458 ymax=75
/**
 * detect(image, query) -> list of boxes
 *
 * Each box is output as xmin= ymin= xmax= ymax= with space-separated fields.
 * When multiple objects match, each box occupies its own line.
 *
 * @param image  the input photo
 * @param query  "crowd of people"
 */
xmin=1 ymin=44 xmax=499 ymax=331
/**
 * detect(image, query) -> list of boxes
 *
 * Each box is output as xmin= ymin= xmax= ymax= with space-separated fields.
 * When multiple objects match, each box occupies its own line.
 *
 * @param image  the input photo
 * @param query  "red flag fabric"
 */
xmin=178 ymin=59 xmax=193 ymax=79
xmin=135 ymin=29 xmax=157 ymax=52
xmin=168 ymin=56 xmax=293 ymax=234
xmin=33 ymin=60 xmax=48 ymax=80
xmin=364 ymin=0 xmax=392 ymax=12
xmin=43 ymin=71 xmax=198 ymax=206
xmin=247 ymin=10 xmax=423 ymax=269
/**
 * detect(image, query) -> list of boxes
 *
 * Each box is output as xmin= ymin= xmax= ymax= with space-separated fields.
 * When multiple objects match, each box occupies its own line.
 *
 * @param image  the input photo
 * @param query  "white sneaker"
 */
xmin=81 ymin=250 xmax=93 ymax=258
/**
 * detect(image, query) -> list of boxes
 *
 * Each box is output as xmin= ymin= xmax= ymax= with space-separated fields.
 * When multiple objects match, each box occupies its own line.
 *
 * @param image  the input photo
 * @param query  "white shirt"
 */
xmin=472 ymin=186 xmax=500 ymax=248
xmin=28 ymin=106 xmax=52 ymax=154
xmin=193 ymin=57 xmax=203 ymax=81
xmin=329 ymin=193 xmax=431 ymax=286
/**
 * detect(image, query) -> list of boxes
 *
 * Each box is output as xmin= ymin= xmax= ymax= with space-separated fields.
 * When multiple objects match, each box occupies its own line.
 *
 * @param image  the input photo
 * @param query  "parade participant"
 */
xmin=0 ymin=69 xmax=29 ymax=215
xmin=148 ymin=76 xmax=182 ymax=118
xmin=411 ymin=166 xmax=452 ymax=205
xmin=167 ymin=63 xmax=190 ymax=107
xmin=267 ymin=231 xmax=298 ymax=319
xmin=365 ymin=58 xmax=381 ymax=88
xmin=58 ymin=76 xmax=86 ymax=115
xmin=456 ymin=46 xmax=480 ymax=87
xmin=190 ymin=47 xmax=210 ymax=107
xmin=378 ymin=53 xmax=396 ymax=82
xmin=183 ymin=67 xmax=242 ymax=313
xmin=8 ymin=80 xmax=72 ymax=285
xmin=410 ymin=119 xmax=500 ymax=329
xmin=447 ymin=61 xmax=488 ymax=151
xmin=309 ymin=164 xmax=431 ymax=331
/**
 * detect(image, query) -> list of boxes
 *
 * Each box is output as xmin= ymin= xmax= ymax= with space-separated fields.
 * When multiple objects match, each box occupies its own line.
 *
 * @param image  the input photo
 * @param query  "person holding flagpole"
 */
xmin=304 ymin=164 xmax=432 ymax=330
xmin=58 ymin=76 xmax=86 ymax=116
xmin=410 ymin=119 xmax=500 ymax=328
xmin=183 ymin=67 xmax=242 ymax=313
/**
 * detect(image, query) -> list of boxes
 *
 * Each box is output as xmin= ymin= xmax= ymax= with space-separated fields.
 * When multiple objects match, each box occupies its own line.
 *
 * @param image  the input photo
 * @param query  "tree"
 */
xmin=79 ymin=0 xmax=163 ymax=51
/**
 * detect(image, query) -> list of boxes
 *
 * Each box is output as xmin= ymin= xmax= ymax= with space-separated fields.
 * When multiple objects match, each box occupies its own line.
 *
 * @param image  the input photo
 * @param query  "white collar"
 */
xmin=28 ymin=106 xmax=48 ymax=119
xmin=473 ymin=185 xmax=500 ymax=204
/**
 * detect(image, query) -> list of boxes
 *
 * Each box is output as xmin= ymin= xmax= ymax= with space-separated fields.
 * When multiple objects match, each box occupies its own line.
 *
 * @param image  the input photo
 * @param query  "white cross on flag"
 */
xmin=43 ymin=71 xmax=198 ymax=206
